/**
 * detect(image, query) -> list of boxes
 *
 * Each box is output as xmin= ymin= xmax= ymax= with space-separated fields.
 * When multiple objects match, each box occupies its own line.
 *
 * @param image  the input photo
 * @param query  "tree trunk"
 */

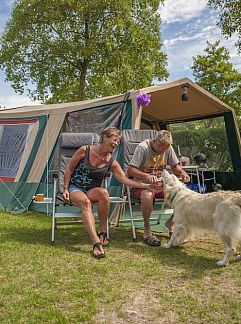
xmin=79 ymin=61 xmax=87 ymax=100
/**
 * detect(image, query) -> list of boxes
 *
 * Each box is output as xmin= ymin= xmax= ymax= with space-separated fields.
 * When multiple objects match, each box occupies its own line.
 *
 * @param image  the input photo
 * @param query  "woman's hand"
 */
xmin=145 ymin=174 xmax=159 ymax=184
xmin=144 ymin=182 xmax=160 ymax=192
xmin=62 ymin=189 xmax=70 ymax=202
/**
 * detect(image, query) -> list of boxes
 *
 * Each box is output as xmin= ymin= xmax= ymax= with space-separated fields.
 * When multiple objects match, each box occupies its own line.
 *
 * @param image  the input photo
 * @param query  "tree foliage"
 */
xmin=172 ymin=126 xmax=232 ymax=171
xmin=191 ymin=41 xmax=241 ymax=119
xmin=0 ymin=0 xmax=168 ymax=103
xmin=208 ymin=0 xmax=241 ymax=52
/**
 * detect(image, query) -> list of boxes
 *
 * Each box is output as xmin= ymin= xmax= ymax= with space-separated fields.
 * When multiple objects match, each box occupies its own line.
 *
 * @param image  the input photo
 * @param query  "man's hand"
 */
xmin=181 ymin=172 xmax=190 ymax=183
xmin=145 ymin=174 xmax=159 ymax=184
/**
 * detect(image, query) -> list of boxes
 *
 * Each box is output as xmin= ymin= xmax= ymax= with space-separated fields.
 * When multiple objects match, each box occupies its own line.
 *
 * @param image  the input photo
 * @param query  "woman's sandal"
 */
xmin=97 ymin=231 xmax=110 ymax=246
xmin=93 ymin=242 xmax=106 ymax=259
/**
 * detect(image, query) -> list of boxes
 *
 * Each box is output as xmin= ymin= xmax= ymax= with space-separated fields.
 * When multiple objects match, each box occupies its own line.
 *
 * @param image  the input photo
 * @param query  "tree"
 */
xmin=191 ymin=41 xmax=241 ymax=118
xmin=172 ymin=126 xmax=232 ymax=171
xmin=208 ymin=0 xmax=241 ymax=52
xmin=0 ymin=0 xmax=168 ymax=103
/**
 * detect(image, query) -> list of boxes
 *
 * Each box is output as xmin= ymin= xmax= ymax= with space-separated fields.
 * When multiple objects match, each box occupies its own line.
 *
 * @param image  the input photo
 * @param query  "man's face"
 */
xmin=153 ymin=140 xmax=170 ymax=154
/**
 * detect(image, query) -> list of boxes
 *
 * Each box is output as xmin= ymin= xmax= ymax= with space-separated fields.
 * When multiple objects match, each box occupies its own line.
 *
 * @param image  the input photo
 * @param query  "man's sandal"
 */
xmin=144 ymin=236 xmax=161 ymax=247
xmin=97 ymin=231 xmax=110 ymax=246
xmin=93 ymin=242 xmax=106 ymax=259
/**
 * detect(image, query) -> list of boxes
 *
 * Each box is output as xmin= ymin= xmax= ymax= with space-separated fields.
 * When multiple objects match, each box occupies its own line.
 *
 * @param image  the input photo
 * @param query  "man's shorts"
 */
xmin=130 ymin=187 xmax=164 ymax=203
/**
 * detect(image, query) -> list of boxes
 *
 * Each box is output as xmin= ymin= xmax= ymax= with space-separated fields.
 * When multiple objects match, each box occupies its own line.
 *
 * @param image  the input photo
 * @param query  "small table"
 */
xmin=182 ymin=165 xmax=216 ymax=193
xmin=32 ymin=197 xmax=53 ymax=214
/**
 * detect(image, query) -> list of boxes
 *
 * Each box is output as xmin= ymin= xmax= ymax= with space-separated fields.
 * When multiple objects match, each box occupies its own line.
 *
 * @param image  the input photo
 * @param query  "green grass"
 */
xmin=0 ymin=211 xmax=241 ymax=323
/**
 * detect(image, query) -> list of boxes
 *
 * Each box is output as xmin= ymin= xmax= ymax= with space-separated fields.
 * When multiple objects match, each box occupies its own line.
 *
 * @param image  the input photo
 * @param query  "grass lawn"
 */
xmin=0 ymin=211 xmax=240 ymax=323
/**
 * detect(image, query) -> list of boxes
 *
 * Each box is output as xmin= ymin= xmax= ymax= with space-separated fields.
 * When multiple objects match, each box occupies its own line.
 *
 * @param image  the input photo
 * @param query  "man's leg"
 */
xmin=70 ymin=191 xmax=105 ymax=257
xmin=130 ymin=188 xmax=160 ymax=246
xmin=141 ymin=189 xmax=154 ymax=238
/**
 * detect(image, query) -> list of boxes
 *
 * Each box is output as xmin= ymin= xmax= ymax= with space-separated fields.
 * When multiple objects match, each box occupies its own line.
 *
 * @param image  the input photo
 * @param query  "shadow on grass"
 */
xmin=0 ymin=223 xmax=89 ymax=248
xmin=0 ymin=212 xmax=228 ymax=275
xmin=109 ymin=227 xmax=221 ymax=273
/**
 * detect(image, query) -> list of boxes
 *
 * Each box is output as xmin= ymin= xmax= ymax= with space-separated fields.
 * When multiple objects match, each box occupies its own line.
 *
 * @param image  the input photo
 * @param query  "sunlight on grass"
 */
xmin=0 ymin=211 xmax=240 ymax=323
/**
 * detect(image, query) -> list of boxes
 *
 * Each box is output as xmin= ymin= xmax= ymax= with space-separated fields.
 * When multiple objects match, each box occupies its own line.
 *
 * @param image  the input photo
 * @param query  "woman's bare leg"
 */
xmin=87 ymin=188 xmax=110 ymax=245
xmin=70 ymin=191 xmax=104 ymax=257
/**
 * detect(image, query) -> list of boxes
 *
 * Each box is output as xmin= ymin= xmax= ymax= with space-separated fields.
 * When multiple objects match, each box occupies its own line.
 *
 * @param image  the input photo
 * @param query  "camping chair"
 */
xmin=118 ymin=129 xmax=173 ymax=239
xmin=51 ymin=132 xmax=127 ymax=244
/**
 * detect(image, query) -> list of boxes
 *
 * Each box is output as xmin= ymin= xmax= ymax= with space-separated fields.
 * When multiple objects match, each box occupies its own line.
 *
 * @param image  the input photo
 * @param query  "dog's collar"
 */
xmin=169 ymin=188 xmax=182 ymax=203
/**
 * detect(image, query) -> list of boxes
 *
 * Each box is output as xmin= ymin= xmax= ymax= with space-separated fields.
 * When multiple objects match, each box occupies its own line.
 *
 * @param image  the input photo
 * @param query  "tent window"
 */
xmin=0 ymin=120 xmax=37 ymax=182
xmin=49 ymin=102 xmax=126 ymax=176
xmin=66 ymin=103 xmax=124 ymax=133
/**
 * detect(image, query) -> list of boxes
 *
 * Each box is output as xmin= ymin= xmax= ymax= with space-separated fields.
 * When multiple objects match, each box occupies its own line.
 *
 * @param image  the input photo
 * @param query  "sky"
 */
xmin=0 ymin=0 xmax=240 ymax=108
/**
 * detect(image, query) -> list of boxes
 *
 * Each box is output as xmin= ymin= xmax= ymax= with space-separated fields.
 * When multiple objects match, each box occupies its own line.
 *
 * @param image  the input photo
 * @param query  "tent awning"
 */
xmin=140 ymin=78 xmax=233 ymax=123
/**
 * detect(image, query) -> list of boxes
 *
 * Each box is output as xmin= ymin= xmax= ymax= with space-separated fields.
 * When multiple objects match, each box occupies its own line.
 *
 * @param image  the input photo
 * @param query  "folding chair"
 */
xmin=51 ymin=132 xmax=127 ymax=244
xmin=119 ymin=129 xmax=173 ymax=239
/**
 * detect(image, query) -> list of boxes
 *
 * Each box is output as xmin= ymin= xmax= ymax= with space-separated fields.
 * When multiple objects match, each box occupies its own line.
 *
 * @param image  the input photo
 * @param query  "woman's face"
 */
xmin=103 ymin=135 xmax=121 ymax=152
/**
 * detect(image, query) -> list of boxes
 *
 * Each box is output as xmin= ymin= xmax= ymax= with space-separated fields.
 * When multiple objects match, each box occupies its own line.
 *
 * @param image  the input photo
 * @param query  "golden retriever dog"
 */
xmin=161 ymin=169 xmax=241 ymax=266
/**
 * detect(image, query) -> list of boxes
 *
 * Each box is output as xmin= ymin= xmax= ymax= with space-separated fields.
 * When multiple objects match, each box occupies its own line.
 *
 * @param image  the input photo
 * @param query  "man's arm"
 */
xmin=126 ymin=143 xmax=160 ymax=184
xmin=127 ymin=165 xmax=159 ymax=184
xmin=171 ymin=164 xmax=190 ymax=183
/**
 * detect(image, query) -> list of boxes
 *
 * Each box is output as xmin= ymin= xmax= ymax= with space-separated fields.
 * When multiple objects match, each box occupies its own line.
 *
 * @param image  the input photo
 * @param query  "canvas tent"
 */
xmin=0 ymin=77 xmax=241 ymax=214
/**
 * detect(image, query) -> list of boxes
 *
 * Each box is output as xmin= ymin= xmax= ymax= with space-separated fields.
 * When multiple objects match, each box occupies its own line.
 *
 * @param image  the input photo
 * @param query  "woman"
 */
xmin=63 ymin=127 xmax=155 ymax=258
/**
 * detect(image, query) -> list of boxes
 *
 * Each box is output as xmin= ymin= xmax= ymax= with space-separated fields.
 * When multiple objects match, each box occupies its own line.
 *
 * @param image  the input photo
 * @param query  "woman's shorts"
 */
xmin=68 ymin=184 xmax=88 ymax=194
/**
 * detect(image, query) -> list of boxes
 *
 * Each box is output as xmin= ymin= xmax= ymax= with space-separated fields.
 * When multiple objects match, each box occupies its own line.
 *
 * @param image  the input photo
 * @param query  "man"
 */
xmin=127 ymin=130 xmax=190 ymax=246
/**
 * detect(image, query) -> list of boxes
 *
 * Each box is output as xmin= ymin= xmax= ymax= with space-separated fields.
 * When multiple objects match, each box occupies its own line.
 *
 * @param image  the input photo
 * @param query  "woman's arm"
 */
xmin=62 ymin=146 xmax=86 ymax=200
xmin=111 ymin=160 xmax=156 ymax=190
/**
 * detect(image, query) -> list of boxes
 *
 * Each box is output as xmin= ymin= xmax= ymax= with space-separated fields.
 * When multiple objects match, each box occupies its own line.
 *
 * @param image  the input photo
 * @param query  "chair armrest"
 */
xmin=49 ymin=169 xmax=58 ymax=178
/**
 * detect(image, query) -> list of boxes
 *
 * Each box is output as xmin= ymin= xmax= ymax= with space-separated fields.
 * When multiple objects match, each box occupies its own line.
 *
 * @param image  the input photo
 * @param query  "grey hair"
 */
xmin=155 ymin=130 xmax=173 ymax=145
xmin=99 ymin=127 xmax=122 ymax=143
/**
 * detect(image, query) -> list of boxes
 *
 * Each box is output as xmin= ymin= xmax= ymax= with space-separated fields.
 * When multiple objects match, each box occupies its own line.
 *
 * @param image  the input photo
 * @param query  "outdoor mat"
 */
xmin=115 ymin=204 xmax=173 ymax=234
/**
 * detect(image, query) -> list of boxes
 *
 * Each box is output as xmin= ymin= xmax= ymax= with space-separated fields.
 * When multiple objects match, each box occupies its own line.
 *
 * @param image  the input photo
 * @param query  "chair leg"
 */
xmin=157 ymin=201 xmax=165 ymax=224
xmin=51 ymin=211 xmax=56 ymax=245
xmin=51 ymin=177 xmax=57 ymax=245
xmin=119 ymin=203 xmax=125 ymax=226
xmin=106 ymin=215 xmax=110 ymax=240
xmin=126 ymin=187 xmax=136 ymax=241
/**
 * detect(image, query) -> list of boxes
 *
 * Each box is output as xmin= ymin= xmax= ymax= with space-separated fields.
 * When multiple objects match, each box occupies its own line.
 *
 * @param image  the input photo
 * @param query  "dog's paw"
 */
xmin=216 ymin=260 xmax=228 ymax=267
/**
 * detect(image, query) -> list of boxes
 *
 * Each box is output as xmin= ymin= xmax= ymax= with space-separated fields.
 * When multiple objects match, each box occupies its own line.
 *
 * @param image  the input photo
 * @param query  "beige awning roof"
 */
xmin=139 ymin=78 xmax=233 ymax=123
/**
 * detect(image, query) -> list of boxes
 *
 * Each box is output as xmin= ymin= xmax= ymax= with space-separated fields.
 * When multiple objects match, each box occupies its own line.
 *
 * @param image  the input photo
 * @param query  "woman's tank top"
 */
xmin=70 ymin=146 xmax=114 ymax=191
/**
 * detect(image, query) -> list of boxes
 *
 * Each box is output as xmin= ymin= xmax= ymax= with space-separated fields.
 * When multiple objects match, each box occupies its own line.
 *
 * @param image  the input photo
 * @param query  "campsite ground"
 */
xmin=0 ymin=211 xmax=240 ymax=323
